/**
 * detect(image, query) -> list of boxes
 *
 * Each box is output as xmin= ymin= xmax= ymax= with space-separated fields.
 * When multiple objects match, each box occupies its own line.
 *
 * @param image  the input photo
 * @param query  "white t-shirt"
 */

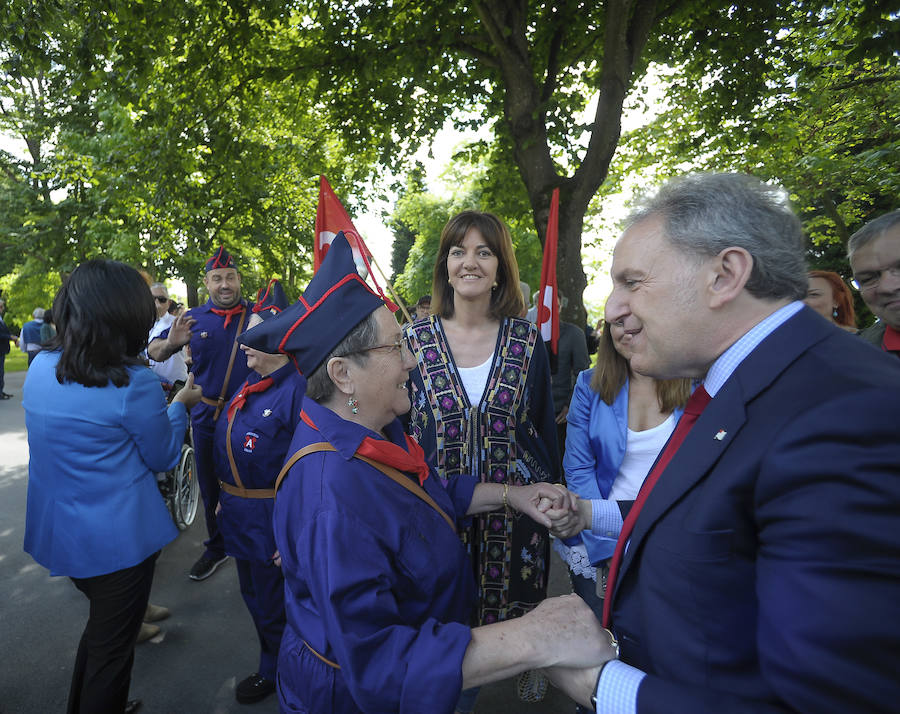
xmin=148 ymin=313 xmax=188 ymax=385
xmin=608 ymin=412 xmax=678 ymax=501
xmin=456 ymin=355 xmax=493 ymax=405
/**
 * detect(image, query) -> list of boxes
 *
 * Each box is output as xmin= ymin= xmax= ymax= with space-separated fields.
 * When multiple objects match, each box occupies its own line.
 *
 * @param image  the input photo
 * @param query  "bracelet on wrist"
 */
xmin=502 ymin=483 xmax=510 ymax=513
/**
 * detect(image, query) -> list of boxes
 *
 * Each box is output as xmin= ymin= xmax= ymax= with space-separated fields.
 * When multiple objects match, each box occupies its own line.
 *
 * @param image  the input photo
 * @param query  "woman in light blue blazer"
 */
xmin=23 ymin=260 xmax=201 ymax=714
xmin=555 ymin=321 xmax=690 ymax=622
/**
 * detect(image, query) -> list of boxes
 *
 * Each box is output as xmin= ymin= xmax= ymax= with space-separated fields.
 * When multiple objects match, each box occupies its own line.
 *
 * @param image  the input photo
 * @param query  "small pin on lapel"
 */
xmin=201 ymin=331 xmax=209 ymax=338
xmin=262 ymin=409 xmax=272 ymax=417
xmin=714 ymin=429 xmax=727 ymax=441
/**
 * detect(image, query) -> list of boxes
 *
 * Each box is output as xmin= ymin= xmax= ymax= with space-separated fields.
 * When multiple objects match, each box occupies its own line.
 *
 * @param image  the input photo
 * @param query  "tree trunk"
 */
xmin=186 ymin=278 xmax=199 ymax=308
xmin=484 ymin=0 xmax=658 ymax=328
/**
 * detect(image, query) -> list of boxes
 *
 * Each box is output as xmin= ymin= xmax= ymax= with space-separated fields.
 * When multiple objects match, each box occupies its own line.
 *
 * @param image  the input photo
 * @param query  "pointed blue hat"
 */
xmin=239 ymin=233 xmax=387 ymax=375
xmin=252 ymin=279 xmax=289 ymax=321
xmin=204 ymin=245 xmax=237 ymax=272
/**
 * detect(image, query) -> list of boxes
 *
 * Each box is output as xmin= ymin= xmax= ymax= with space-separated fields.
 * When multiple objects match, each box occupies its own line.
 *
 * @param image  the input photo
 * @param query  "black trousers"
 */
xmin=67 ymin=552 xmax=159 ymax=714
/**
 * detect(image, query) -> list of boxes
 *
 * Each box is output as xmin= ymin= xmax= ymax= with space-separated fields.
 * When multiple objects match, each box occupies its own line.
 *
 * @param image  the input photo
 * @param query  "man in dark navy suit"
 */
xmin=548 ymin=174 xmax=900 ymax=713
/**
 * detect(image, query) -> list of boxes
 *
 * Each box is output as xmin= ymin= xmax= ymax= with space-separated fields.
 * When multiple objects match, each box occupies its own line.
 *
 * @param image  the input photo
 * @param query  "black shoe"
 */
xmin=0 ymin=392 xmax=12 ymax=399
xmin=235 ymin=673 xmax=276 ymax=704
xmin=189 ymin=554 xmax=229 ymax=581
xmin=125 ymin=700 xmax=142 ymax=714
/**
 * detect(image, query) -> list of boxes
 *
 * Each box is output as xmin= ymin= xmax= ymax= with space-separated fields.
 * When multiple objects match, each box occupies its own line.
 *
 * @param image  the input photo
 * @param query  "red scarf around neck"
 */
xmin=227 ymin=376 xmax=273 ymax=422
xmin=211 ymin=304 xmax=244 ymax=328
xmin=301 ymin=410 xmax=430 ymax=486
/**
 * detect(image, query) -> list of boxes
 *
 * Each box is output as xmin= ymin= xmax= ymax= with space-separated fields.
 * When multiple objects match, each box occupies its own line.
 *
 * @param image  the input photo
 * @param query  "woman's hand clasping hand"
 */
xmin=507 ymin=483 xmax=578 ymax=528
xmin=543 ymin=494 xmax=591 ymax=539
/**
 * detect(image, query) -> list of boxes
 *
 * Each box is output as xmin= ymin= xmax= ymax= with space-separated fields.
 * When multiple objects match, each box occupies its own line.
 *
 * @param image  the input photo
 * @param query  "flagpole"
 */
xmin=366 ymin=253 xmax=413 ymax=324
xmin=315 ymin=174 xmax=413 ymax=323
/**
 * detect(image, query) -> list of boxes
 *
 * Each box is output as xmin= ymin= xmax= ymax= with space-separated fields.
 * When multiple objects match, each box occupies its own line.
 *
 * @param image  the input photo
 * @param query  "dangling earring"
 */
xmin=832 ymin=307 xmax=838 ymax=318
xmin=492 ymin=280 xmax=498 ymax=290
xmin=347 ymin=396 xmax=359 ymax=414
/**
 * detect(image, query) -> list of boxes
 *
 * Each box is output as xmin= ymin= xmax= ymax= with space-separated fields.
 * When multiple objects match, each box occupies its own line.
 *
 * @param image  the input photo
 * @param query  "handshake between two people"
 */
xmin=511 ymin=482 xmax=590 ymax=539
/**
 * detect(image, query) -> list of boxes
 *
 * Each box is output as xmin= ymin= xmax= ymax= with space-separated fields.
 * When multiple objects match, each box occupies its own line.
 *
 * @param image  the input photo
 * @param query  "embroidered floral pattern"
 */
xmin=405 ymin=315 xmax=553 ymax=626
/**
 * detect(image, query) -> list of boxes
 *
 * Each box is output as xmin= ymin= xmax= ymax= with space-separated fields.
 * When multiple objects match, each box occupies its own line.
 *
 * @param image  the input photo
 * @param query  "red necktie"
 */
xmin=227 ymin=376 xmax=273 ymax=422
xmin=602 ymin=384 xmax=712 ymax=627
xmin=211 ymin=304 xmax=244 ymax=328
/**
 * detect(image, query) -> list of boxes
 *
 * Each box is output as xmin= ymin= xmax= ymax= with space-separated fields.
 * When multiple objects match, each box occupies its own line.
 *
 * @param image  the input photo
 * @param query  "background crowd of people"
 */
xmin=10 ymin=174 xmax=900 ymax=714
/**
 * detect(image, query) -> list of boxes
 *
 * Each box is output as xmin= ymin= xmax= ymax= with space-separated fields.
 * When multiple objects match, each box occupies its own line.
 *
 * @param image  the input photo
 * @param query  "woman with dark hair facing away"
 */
xmin=804 ymin=270 xmax=857 ymax=331
xmin=404 ymin=211 xmax=560 ymax=711
xmin=240 ymin=234 xmax=610 ymax=714
xmin=555 ymin=321 xmax=690 ymax=597
xmin=23 ymin=260 xmax=201 ymax=714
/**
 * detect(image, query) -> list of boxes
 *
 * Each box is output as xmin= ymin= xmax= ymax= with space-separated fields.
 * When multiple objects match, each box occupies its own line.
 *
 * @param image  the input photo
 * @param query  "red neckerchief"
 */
xmin=883 ymin=325 xmax=900 ymax=353
xmin=300 ymin=410 xmax=430 ymax=486
xmin=227 ymin=376 xmax=273 ymax=422
xmin=211 ymin=304 xmax=244 ymax=328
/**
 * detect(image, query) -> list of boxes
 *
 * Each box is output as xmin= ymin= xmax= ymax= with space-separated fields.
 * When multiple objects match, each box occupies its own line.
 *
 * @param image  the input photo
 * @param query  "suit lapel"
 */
xmin=615 ymin=307 xmax=833 ymax=585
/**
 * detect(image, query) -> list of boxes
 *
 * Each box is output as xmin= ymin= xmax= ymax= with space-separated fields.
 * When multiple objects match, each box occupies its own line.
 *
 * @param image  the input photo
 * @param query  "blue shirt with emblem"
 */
xmin=213 ymin=361 xmax=305 ymax=562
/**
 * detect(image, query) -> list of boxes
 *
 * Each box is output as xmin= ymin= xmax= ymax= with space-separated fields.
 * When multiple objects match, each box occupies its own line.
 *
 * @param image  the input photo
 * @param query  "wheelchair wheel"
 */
xmin=172 ymin=442 xmax=199 ymax=530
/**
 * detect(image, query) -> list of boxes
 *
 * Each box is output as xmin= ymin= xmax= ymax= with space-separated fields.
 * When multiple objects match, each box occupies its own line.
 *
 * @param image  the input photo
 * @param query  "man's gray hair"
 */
xmin=847 ymin=210 xmax=900 ymax=259
xmin=149 ymin=282 xmax=169 ymax=295
xmin=305 ymin=311 xmax=380 ymax=402
xmin=626 ymin=173 xmax=808 ymax=301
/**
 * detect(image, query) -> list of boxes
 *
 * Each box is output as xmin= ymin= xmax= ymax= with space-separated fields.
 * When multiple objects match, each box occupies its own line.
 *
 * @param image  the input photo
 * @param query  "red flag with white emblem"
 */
xmin=537 ymin=188 xmax=560 ymax=355
xmin=314 ymin=175 xmax=372 ymax=271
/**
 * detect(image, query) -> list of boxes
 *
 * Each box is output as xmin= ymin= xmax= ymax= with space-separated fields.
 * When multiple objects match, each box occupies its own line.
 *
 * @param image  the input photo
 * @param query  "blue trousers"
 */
xmin=191 ymin=421 xmax=225 ymax=559
xmin=235 ymin=557 xmax=286 ymax=680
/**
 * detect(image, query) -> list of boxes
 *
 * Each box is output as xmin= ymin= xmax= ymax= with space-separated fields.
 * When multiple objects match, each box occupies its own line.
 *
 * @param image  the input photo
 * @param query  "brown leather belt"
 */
xmin=218 ymin=480 xmax=275 ymax=499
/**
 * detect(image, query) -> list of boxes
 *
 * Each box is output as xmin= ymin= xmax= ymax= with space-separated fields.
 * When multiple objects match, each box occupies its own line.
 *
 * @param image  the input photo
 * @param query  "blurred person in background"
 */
xmin=147 ymin=283 xmax=188 ymax=391
xmin=803 ymin=270 xmax=856 ymax=331
xmin=848 ymin=210 xmax=900 ymax=358
xmin=20 ymin=307 xmax=44 ymax=365
xmin=0 ymin=297 xmax=17 ymax=399
xmin=40 ymin=307 xmax=56 ymax=344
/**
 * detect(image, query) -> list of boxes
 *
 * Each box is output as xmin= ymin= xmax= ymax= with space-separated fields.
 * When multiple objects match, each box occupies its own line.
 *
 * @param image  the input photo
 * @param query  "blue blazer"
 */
xmin=563 ymin=371 xmax=682 ymax=563
xmin=23 ymin=351 xmax=185 ymax=578
xmin=610 ymin=307 xmax=900 ymax=713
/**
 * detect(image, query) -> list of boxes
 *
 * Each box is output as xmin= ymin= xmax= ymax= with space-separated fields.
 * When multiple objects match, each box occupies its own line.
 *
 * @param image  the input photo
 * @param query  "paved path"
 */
xmin=0 ymin=368 xmax=576 ymax=714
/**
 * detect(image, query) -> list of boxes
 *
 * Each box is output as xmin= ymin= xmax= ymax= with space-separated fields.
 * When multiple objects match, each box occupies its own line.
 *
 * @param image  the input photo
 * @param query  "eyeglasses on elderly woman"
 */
xmin=335 ymin=338 xmax=409 ymax=359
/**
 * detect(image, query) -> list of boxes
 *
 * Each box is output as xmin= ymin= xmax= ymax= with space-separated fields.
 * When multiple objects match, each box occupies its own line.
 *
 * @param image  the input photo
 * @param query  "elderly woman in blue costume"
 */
xmin=240 ymin=234 xmax=614 ymax=714
xmin=213 ymin=279 xmax=304 ymax=705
